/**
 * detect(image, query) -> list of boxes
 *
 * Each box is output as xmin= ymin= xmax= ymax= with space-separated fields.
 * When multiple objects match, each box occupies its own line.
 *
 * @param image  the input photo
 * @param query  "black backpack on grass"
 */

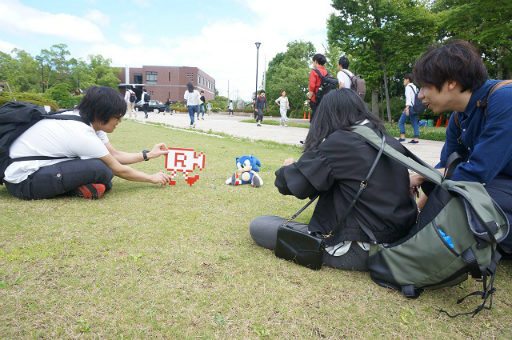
xmin=0 ymin=101 xmax=87 ymax=185
xmin=351 ymin=125 xmax=509 ymax=317
xmin=313 ymin=69 xmax=339 ymax=104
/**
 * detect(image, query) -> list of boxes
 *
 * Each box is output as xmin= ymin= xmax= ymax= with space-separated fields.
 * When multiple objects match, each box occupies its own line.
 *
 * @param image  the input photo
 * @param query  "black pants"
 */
xmin=5 ymin=159 xmax=114 ymax=200
xmin=309 ymin=100 xmax=318 ymax=123
xmin=143 ymin=103 xmax=149 ymax=117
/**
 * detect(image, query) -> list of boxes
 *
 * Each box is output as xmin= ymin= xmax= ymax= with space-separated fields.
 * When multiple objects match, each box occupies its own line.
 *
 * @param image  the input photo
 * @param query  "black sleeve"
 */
xmin=274 ymin=148 xmax=334 ymax=199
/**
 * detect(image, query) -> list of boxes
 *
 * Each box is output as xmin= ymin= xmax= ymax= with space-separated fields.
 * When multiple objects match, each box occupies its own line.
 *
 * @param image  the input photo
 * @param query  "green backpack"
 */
xmin=351 ymin=125 xmax=510 ymax=317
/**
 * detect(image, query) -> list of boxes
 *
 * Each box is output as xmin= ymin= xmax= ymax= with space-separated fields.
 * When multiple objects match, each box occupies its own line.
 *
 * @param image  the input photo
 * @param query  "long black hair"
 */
xmin=186 ymin=83 xmax=194 ymax=93
xmin=304 ymin=89 xmax=385 ymax=151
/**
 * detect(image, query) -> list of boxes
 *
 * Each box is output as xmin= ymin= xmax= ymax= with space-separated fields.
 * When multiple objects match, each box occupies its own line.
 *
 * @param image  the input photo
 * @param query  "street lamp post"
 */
xmin=255 ymin=42 xmax=261 ymax=106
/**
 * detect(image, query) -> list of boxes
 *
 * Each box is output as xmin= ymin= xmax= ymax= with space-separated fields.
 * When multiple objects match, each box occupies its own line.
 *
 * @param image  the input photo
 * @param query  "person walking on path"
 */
xmin=228 ymin=101 xmax=234 ymax=116
xmin=337 ymin=56 xmax=354 ymax=89
xmin=307 ymin=53 xmax=328 ymax=123
xmin=142 ymin=89 xmax=150 ymax=119
xmin=275 ymin=90 xmax=290 ymax=127
xmin=254 ymin=90 xmax=268 ymax=126
xmin=124 ymin=86 xmax=136 ymax=118
xmin=184 ymin=83 xmax=201 ymax=128
xmin=206 ymin=102 xmax=212 ymax=116
xmin=198 ymin=91 xmax=206 ymax=120
xmin=398 ymin=73 xmax=420 ymax=144
xmin=164 ymin=98 xmax=172 ymax=115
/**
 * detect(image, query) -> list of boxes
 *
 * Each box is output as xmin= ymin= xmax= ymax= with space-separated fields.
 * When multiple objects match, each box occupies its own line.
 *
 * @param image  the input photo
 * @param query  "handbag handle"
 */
xmin=284 ymin=131 xmax=387 ymax=239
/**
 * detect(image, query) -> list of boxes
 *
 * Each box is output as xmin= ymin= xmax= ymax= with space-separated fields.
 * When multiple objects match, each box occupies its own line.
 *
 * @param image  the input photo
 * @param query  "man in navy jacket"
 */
xmin=410 ymin=40 xmax=512 ymax=255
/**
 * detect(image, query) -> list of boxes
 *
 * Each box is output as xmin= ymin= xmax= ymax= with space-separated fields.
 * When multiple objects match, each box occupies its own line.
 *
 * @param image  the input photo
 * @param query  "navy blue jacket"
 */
xmin=438 ymin=80 xmax=512 ymax=184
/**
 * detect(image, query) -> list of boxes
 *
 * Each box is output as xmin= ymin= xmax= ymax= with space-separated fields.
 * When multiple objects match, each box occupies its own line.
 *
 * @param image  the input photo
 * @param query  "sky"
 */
xmin=0 ymin=0 xmax=335 ymax=100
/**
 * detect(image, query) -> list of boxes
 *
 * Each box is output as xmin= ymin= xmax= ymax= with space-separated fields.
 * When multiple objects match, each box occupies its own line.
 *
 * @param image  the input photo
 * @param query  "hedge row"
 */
xmin=0 ymin=92 xmax=59 ymax=111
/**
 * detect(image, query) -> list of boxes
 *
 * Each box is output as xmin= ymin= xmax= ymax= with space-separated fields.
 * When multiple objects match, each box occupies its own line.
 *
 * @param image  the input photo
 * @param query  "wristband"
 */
xmin=142 ymin=149 xmax=149 ymax=161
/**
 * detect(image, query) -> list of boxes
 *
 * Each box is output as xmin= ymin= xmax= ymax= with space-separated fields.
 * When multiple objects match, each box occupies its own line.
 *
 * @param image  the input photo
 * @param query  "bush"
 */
xmin=0 ymin=92 xmax=59 ymax=111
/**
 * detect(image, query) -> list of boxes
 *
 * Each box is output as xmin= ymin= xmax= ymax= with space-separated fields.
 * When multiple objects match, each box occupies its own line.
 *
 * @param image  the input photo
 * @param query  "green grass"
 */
xmin=241 ymin=119 xmax=448 ymax=141
xmin=1 ymin=120 xmax=511 ymax=339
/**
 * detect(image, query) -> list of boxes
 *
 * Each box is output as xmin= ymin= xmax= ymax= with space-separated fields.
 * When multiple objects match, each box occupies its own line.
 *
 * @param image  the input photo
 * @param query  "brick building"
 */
xmin=117 ymin=66 xmax=215 ymax=103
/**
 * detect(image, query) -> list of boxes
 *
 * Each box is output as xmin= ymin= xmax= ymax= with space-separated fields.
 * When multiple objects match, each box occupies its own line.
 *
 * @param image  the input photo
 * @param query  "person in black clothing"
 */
xmin=142 ymin=88 xmax=150 ymax=119
xmin=254 ymin=90 xmax=268 ymax=126
xmin=249 ymin=89 xmax=417 ymax=271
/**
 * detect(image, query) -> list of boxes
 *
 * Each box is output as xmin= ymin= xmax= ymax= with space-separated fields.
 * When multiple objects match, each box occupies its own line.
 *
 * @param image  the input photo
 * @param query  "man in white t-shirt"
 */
xmin=4 ymin=86 xmax=171 ymax=200
xmin=398 ymin=73 xmax=420 ymax=144
xmin=124 ymin=86 xmax=136 ymax=118
xmin=337 ymin=56 xmax=354 ymax=90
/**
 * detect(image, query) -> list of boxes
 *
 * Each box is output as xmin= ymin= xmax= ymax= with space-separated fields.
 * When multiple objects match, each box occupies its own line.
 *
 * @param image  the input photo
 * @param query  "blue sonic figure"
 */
xmin=225 ymin=154 xmax=263 ymax=187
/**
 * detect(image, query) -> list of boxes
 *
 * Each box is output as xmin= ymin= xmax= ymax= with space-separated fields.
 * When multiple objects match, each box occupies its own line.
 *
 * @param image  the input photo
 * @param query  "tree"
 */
xmin=265 ymin=40 xmax=315 ymax=117
xmin=88 ymin=55 xmax=121 ymax=89
xmin=432 ymin=0 xmax=512 ymax=78
xmin=38 ymin=44 xmax=73 ymax=91
xmin=327 ymin=0 xmax=436 ymax=122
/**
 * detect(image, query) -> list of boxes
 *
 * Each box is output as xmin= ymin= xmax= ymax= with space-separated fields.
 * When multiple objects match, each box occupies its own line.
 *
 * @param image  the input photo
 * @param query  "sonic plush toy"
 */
xmin=225 ymin=154 xmax=263 ymax=187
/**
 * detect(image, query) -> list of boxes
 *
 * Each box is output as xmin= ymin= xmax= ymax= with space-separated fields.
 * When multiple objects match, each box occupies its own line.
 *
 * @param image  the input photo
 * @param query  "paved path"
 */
xmin=127 ymin=110 xmax=445 ymax=166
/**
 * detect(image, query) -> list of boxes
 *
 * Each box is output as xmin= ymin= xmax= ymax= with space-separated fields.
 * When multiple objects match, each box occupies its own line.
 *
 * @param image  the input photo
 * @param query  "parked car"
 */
xmin=135 ymin=99 xmax=166 ymax=112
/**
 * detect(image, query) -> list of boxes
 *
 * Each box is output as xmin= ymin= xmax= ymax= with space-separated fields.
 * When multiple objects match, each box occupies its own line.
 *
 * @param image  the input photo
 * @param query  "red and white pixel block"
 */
xmin=165 ymin=147 xmax=206 ymax=186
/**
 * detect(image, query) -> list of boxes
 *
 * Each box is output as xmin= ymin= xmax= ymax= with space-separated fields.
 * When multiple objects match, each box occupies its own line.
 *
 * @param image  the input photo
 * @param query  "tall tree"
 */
xmin=432 ymin=0 xmax=512 ymax=78
xmin=265 ymin=40 xmax=315 ymax=117
xmin=327 ymin=0 xmax=435 ymax=121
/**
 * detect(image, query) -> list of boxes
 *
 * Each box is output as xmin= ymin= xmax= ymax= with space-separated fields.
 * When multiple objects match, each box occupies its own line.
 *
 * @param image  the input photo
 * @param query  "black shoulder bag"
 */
xmin=274 ymin=133 xmax=386 ymax=270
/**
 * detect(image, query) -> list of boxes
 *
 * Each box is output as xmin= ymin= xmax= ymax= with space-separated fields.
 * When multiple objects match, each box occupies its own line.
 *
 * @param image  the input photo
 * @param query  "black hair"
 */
xmin=260 ymin=90 xmax=265 ymax=94
xmin=76 ymin=86 xmax=126 ymax=124
xmin=304 ymin=89 xmax=385 ymax=151
xmin=200 ymin=90 xmax=204 ymax=93
xmin=143 ymin=88 xmax=147 ymax=92
xmin=186 ymin=83 xmax=194 ymax=93
xmin=338 ymin=56 xmax=350 ymax=69
xmin=404 ymin=73 xmax=414 ymax=82
xmin=312 ymin=53 xmax=327 ymax=66
xmin=413 ymin=40 xmax=488 ymax=92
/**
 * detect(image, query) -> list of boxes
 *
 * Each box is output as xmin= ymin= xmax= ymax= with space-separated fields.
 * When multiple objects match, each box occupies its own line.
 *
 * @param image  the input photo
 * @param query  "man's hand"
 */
xmin=150 ymin=172 xmax=171 ymax=185
xmin=406 ymin=108 xmax=410 ymax=117
xmin=409 ymin=173 xmax=425 ymax=196
xmin=283 ymin=158 xmax=295 ymax=166
xmin=148 ymin=143 xmax=169 ymax=160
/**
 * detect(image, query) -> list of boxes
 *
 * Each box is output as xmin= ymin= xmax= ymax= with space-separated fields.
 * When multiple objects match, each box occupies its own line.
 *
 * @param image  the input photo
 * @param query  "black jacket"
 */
xmin=275 ymin=124 xmax=417 ymax=245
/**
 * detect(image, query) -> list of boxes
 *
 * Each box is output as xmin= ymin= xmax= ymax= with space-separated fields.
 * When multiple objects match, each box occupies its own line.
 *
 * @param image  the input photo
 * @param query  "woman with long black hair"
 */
xmin=250 ymin=89 xmax=417 ymax=271
xmin=184 ymin=83 xmax=201 ymax=128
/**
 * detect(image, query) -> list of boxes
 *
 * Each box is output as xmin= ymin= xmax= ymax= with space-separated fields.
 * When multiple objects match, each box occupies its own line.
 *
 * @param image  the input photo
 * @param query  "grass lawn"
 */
xmin=1 ymin=120 xmax=511 ymax=339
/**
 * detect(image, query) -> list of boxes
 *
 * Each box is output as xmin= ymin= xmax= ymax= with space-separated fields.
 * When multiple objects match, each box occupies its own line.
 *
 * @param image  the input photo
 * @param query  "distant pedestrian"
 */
xmin=198 ymin=91 xmax=206 ymax=120
xmin=142 ymin=88 xmax=150 ymax=119
xmin=254 ymin=90 xmax=268 ymax=126
xmin=337 ymin=56 xmax=354 ymax=89
xmin=206 ymin=102 xmax=212 ymax=115
xmin=184 ymin=83 xmax=201 ymax=128
xmin=398 ymin=73 xmax=420 ymax=144
xmin=228 ymin=101 xmax=234 ymax=116
xmin=124 ymin=86 xmax=136 ymax=118
xmin=164 ymin=98 xmax=172 ymax=115
xmin=308 ymin=53 xmax=328 ymax=122
xmin=275 ymin=90 xmax=290 ymax=127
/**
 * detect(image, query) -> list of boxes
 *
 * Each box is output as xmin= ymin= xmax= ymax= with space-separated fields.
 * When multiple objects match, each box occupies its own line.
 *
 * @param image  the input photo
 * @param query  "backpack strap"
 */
xmin=350 ymin=125 xmax=444 ymax=186
xmin=313 ymin=68 xmax=327 ymax=82
xmin=476 ymin=80 xmax=512 ymax=115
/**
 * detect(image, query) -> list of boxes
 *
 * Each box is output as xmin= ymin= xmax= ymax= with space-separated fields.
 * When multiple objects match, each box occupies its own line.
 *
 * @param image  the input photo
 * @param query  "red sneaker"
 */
xmin=75 ymin=183 xmax=106 ymax=199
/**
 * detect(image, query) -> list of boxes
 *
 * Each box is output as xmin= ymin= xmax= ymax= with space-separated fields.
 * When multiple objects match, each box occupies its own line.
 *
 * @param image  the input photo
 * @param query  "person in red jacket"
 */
xmin=307 ymin=53 xmax=328 ymax=122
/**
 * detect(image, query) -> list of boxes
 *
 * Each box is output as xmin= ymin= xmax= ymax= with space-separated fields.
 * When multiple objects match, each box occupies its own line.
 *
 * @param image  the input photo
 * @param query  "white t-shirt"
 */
xmin=184 ymin=90 xmax=201 ymax=106
xmin=4 ymin=111 xmax=109 ymax=184
xmin=275 ymin=96 xmax=289 ymax=110
xmin=337 ymin=69 xmax=353 ymax=89
xmin=405 ymin=83 xmax=418 ymax=108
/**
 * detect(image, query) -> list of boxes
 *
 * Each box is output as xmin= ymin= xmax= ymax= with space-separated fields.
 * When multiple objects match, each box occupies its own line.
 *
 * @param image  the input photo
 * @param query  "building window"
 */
xmin=134 ymin=73 xmax=143 ymax=84
xmin=146 ymin=71 xmax=157 ymax=85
